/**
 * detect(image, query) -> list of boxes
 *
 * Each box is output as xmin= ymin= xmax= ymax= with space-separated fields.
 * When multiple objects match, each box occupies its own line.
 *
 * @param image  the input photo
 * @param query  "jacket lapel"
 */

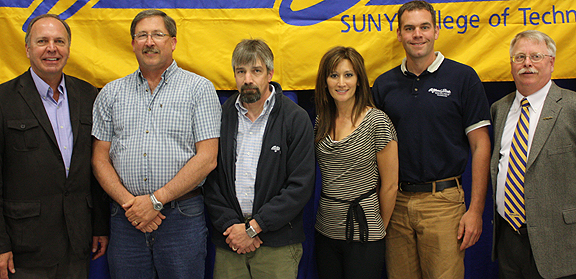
xmin=18 ymin=71 xmax=59 ymax=147
xmin=526 ymin=82 xmax=562 ymax=169
xmin=491 ymin=93 xmax=514 ymax=190
xmin=65 ymin=76 xmax=80 ymax=146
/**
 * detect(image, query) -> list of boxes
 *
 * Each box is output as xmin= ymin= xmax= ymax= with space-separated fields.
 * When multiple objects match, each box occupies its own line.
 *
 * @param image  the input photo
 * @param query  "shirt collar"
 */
xmin=513 ymin=80 xmax=552 ymax=114
xmin=30 ymin=68 xmax=66 ymax=101
xmin=401 ymin=51 xmax=445 ymax=75
xmin=136 ymin=60 xmax=178 ymax=84
xmin=235 ymin=84 xmax=276 ymax=116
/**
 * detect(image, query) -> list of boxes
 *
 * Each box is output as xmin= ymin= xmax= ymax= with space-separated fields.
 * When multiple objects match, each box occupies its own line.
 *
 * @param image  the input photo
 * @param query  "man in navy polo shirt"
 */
xmin=371 ymin=1 xmax=491 ymax=278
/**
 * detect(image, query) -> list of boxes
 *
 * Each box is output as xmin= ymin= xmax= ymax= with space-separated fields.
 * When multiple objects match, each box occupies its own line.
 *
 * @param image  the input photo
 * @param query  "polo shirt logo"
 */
xmin=428 ymin=88 xmax=452 ymax=97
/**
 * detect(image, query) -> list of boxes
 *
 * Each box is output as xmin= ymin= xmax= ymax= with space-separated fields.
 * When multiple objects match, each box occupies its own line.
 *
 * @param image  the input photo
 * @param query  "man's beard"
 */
xmin=240 ymin=84 xmax=261 ymax=104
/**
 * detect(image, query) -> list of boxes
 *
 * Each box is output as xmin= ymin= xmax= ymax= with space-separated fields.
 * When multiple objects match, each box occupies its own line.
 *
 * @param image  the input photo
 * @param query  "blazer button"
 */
xmin=20 ymin=124 xmax=25 ymax=129
xmin=64 ymin=191 xmax=70 ymax=196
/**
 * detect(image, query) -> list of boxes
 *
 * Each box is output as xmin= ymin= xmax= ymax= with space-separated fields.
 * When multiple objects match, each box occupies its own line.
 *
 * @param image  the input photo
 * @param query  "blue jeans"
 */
xmin=108 ymin=195 xmax=207 ymax=279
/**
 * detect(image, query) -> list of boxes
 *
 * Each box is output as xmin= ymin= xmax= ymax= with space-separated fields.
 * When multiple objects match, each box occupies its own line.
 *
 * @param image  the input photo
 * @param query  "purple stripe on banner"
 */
xmin=0 ymin=0 xmax=33 ymax=7
xmin=92 ymin=0 xmax=275 ymax=9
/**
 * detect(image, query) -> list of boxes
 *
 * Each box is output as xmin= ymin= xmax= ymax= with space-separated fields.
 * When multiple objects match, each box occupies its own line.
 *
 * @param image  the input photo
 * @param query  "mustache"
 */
xmin=241 ymin=84 xmax=259 ymax=92
xmin=143 ymin=47 xmax=159 ymax=54
xmin=518 ymin=67 xmax=538 ymax=74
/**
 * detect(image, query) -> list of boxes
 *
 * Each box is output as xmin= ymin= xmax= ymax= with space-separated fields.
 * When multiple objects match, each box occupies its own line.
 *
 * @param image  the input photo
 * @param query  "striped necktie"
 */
xmin=504 ymin=98 xmax=530 ymax=230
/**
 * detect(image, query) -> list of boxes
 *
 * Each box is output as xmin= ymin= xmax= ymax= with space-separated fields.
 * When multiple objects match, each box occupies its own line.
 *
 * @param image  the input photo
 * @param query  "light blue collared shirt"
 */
xmin=30 ymin=68 xmax=73 ymax=177
xmin=234 ymin=85 xmax=276 ymax=215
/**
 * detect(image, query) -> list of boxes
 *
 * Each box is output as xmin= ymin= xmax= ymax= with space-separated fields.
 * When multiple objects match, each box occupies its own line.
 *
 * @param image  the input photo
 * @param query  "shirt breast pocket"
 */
xmin=6 ymin=119 xmax=40 ymax=151
xmin=163 ymin=101 xmax=194 ymax=136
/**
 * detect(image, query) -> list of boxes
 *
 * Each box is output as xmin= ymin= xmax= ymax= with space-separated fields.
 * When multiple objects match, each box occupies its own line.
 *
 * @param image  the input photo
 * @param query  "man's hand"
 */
xmin=237 ymin=236 xmax=263 ymax=254
xmin=91 ymin=236 xmax=109 ymax=260
xmin=458 ymin=210 xmax=483 ymax=250
xmin=0 ymin=251 xmax=15 ymax=279
xmin=123 ymin=196 xmax=165 ymax=232
xmin=137 ymin=214 xmax=166 ymax=233
xmin=224 ymin=224 xmax=259 ymax=254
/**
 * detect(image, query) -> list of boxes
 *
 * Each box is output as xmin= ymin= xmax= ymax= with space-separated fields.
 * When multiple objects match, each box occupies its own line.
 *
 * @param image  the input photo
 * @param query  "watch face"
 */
xmin=154 ymin=203 xmax=163 ymax=211
xmin=246 ymin=226 xmax=257 ymax=238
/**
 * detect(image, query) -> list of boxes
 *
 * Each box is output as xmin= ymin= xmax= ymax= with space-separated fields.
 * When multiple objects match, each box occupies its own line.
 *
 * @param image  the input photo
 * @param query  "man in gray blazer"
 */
xmin=490 ymin=30 xmax=576 ymax=279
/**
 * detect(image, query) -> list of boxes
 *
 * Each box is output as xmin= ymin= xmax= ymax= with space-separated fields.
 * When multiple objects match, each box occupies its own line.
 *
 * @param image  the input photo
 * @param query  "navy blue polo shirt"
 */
xmin=372 ymin=52 xmax=490 ymax=183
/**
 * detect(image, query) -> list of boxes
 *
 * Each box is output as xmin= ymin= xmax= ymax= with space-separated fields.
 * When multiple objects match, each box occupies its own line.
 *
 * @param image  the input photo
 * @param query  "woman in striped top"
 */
xmin=314 ymin=46 xmax=399 ymax=279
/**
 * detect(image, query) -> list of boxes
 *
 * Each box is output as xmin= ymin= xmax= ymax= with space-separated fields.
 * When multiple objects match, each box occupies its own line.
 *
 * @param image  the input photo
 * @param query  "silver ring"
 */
xmin=232 ymin=247 xmax=238 ymax=251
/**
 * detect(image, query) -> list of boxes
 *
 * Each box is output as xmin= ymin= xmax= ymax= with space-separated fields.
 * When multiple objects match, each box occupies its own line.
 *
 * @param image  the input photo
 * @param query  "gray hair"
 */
xmin=231 ymin=39 xmax=274 ymax=72
xmin=25 ymin=14 xmax=71 ymax=45
xmin=510 ymin=30 xmax=556 ymax=57
xmin=130 ymin=10 xmax=176 ymax=39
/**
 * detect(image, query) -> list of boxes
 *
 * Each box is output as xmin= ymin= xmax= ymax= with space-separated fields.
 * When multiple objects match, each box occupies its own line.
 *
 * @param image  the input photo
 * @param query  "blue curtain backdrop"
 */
xmin=88 ymin=79 xmax=576 ymax=279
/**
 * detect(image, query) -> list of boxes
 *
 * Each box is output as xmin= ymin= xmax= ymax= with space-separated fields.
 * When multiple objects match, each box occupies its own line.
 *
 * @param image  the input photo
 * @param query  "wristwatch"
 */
xmin=245 ymin=222 xmax=258 ymax=238
xmin=149 ymin=193 xmax=163 ymax=211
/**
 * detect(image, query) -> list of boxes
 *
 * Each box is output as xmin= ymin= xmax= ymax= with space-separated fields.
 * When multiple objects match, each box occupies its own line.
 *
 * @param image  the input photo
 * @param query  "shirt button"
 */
xmin=143 ymin=153 xmax=147 ymax=157
xmin=145 ymin=130 xmax=149 ymax=133
xmin=416 ymin=78 xmax=420 ymax=81
xmin=64 ymin=146 xmax=67 ymax=150
xmin=60 ymin=126 xmax=64 ymax=129
xmin=148 ymin=108 xmax=151 ymax=111
xmin=144 ymin=178 xmax=148 ymax=181
xmin=414 ymin=88 xmax=418 ymax=92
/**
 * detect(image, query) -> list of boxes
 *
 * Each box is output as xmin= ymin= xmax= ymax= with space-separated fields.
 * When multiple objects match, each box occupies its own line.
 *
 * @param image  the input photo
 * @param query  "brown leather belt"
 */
xmin=174 ymin=187 xmax=202 ymax=202
xmin=399 ymin=176 xmax=461 ymax=192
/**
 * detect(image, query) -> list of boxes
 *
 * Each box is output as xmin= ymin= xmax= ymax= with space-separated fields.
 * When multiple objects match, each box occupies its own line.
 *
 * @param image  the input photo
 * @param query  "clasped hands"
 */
xmin=123 ymin=195 xmax=166 ymax=233
xmin=224 ymin=223 xmax=263 ymax=254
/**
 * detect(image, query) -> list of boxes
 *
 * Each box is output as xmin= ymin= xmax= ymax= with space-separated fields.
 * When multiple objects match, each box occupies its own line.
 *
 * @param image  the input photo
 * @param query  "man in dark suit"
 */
xmin=491 ymin=30 xmax=576 ymax=279
xmin=0 ymin=14 xmax=109 ymax=278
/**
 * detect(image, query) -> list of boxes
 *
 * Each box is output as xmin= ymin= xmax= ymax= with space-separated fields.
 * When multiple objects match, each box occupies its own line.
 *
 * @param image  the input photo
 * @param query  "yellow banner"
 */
xmin=1 ymin=0 xmax=575 ymax=90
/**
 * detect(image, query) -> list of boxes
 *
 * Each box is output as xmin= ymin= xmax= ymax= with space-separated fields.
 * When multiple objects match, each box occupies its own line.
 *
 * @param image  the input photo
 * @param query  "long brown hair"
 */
xmin=314 ymin=46 xmax=374 ymax=143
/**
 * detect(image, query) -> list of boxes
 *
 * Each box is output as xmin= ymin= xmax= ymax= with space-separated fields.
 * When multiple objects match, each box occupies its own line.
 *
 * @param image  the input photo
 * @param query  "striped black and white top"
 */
xmin=315 ymin=108 xmax=397 ymax=242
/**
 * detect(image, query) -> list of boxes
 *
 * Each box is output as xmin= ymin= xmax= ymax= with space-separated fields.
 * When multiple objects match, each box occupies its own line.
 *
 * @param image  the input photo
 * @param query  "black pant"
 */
xmin=315 ymin=232 xmax=386 ymax=279
xmin=497 ymin=216 xmax=576 ymax=279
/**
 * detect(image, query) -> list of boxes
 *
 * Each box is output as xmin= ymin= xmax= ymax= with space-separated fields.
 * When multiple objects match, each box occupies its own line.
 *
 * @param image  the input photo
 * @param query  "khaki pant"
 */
xmin=385 ymin=186 xmax=466 ymax=279
xmin=214 ymin=243 xmax=302 ymax=279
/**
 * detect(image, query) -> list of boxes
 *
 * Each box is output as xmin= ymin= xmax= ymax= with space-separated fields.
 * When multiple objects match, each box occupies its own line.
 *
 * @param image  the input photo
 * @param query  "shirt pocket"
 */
xmin=6 ymin=119 xmax=40 ymax=151
xmin=161 ymin=101 xmax=195 ymax=140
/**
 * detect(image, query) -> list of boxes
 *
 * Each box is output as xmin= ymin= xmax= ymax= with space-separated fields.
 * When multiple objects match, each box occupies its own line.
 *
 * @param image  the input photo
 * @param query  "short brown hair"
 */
xmin=25 ymin=14 xmax=71 ymax=45
xmin=398 ymin=1 xmax=436 ymax=28
xmin=130 ymin=9 xmax=177 ymax=39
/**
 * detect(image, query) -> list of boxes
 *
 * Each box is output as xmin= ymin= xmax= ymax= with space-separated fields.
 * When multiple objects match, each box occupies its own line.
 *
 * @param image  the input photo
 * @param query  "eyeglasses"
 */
xmin=133 ymin=32 xmax=169 ymax=41
xmin=511 ymin=53 xmax=553 ymax=63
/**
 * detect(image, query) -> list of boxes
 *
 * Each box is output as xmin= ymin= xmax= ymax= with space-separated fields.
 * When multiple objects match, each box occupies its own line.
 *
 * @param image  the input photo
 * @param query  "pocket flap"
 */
xmin=6 ymin=119 xmax=39 ymax=131
xmin=563 ymin=208 xmax=576 ymax=224
xmin=80 ymin=115 xmax=92 ymax=125
xmin=3 ymin=201 xmax=41 ymax=219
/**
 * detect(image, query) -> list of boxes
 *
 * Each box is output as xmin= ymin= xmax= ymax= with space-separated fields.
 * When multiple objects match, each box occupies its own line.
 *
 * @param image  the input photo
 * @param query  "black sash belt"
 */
xmin=321 ymin=188 xmax=377 ymax=243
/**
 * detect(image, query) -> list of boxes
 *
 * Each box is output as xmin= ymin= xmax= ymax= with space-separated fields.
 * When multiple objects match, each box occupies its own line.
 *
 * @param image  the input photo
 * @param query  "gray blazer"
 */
xmin=490 ymin=82 xmax=576 ymax=278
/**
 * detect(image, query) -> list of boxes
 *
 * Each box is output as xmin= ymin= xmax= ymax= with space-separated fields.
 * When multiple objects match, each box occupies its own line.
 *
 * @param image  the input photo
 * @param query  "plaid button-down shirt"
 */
xmin=92 ymin=61 xmax=221 ymax=195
